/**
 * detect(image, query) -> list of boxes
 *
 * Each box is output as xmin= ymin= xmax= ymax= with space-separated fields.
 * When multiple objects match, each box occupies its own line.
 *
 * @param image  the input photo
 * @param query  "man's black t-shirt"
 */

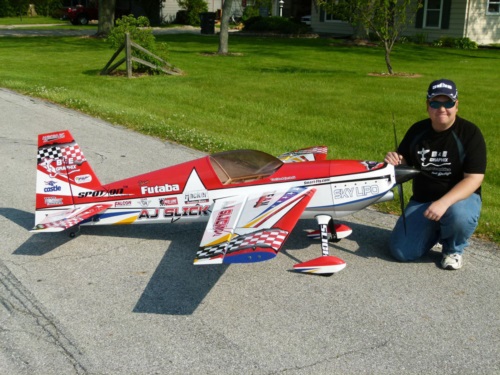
xmin=398 ymin=116 xmax=486 ymax=203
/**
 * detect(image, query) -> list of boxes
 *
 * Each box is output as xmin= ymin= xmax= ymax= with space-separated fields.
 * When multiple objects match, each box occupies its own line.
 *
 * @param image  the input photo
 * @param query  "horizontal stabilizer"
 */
xmin=293 ymin=256 xmax=346 ymax=275
xmin=31 ymin=203 xmax=112 ymax=232
xmin=278 ymin=146 xmax=328 ymax=163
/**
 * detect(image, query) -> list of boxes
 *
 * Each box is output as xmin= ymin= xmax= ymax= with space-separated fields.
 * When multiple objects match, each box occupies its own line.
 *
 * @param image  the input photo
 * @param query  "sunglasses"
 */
xmin=429 ymin=100 xmax=456 ymax=109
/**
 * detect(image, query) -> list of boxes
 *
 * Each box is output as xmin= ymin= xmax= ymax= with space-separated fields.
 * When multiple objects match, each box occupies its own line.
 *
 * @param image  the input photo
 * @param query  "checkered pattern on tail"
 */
xmin=196 ymin=229 xmax=289 ymax=261
xmin=36 ymin=217 xmax=82 ymax=231
xmin=37 ymin=146 xmax=63 ymax=164
xmin=37 ymin=144 xmax=86 ymax=164
xmin=61 ymin=145 xmax=85 ymax=163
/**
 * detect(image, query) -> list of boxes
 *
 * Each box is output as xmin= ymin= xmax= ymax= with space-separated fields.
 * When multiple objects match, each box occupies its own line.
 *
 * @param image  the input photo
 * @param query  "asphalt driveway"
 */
xmin=0 ymin=88 xmax=498 ymax=374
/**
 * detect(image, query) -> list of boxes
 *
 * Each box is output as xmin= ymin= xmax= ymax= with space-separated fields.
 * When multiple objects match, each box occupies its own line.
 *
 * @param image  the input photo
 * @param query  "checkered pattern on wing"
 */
xmin=226 ymin=229 xmax=289 ymax=254
xmin=196 ymin=242 xmax=227 ymax=260
xmin=37 ymin=146 xmax=63 ymax=164
xmin=197 ymin=229 xmax=289 ymax=260
xmin=61 ymin=145 xmax=86 ymax=163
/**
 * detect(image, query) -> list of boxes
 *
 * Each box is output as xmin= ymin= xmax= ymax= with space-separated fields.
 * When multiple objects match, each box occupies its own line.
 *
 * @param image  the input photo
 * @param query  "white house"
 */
xmin=310 ymin=0 xmax=500 ymax=45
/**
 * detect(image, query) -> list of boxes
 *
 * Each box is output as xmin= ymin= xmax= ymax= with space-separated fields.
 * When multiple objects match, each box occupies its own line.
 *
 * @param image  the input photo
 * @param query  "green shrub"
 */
xmin=0 ymin=0 xmax=14 ymax=17
xmin=454 ymin=37 xmax=478 ymax=49
xmin=31 ymin=0 xmax=62 ymax=17
xmin=431 ymin=39 xmax=443 ymax=47
xmin=177 ymin=0 xmax=208 ymax=26
xmin=397 ymin=36 xmax=410 ymax=44
xmin=241 ymin=6 xmax=260 ymax=22
xmin=412 ymin=33 xmax=428 ymax=45
xmin=432 ymin=36 xmax=478 ymax=50
xmin=107 ymin=15 xmax=169 ymax=74
xmin=242 ymin=16 xmax=311 ymax=34
xmin=0 ymin=0 xmax=61 ymax=17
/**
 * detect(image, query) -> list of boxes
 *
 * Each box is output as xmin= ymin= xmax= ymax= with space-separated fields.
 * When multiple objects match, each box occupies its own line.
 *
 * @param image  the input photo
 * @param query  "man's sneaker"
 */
xmin=441 ymin=253 xmax=463 ymax=270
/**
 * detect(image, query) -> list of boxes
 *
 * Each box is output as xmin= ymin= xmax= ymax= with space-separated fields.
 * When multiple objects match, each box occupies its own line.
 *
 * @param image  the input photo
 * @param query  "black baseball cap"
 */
xmin=427 ymin=79 xmax=458 ymax=101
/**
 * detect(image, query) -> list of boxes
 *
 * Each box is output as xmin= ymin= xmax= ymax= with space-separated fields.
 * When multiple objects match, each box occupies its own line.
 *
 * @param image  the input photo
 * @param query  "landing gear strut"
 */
xmin=293 ymin=215 xmax=348 ymax=275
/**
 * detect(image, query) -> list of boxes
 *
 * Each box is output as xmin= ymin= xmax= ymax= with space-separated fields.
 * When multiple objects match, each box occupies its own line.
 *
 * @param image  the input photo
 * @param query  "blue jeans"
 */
xmin=389 ymin=193 xmax=482 ymax=262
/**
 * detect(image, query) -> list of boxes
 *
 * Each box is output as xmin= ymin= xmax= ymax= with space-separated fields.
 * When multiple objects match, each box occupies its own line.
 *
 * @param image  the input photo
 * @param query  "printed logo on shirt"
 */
xmin=418 ymin=148 xmax=452 ymax=177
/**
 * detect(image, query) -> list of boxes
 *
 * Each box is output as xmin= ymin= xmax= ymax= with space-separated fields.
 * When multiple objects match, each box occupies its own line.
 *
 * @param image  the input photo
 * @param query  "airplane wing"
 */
xmin=194 ymin=187 xmax=316 ymax=265
xmin=278 ymin=146 xmax=328 ymax=163
xmin=31 ymin=203 xmax=113 ymax=232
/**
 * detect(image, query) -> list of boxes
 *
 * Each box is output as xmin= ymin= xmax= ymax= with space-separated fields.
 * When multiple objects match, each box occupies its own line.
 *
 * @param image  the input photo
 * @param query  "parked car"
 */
xmin=61 ymin=0 xmax=132 ymax=25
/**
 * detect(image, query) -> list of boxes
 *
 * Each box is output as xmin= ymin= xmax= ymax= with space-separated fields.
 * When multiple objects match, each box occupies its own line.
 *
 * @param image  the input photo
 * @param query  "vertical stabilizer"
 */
xmin=35 ymin=130 xmax=103 ymax=225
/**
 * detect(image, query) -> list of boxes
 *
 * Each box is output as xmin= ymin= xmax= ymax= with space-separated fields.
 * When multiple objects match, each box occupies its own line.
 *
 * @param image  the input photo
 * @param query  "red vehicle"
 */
xmin=61 ymin=0 xmax=132 ymax=25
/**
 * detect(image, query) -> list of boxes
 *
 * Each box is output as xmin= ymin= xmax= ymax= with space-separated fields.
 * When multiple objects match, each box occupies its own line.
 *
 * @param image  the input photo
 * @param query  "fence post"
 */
xmin=125 ymin=33 xmax=132 ymax=78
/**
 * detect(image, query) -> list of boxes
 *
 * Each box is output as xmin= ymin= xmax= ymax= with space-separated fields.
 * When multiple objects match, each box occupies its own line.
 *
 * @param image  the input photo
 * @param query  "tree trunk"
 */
xmin=218 ymin=0 xmax=234 ymax=55
xmin=96 ymin=0 xmax=116 ymax=38
xmin=384 ymin=41 xmax=393 ymax=75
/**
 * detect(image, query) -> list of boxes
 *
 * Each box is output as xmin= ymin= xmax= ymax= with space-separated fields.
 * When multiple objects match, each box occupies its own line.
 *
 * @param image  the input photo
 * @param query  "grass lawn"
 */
xmin=0 ymin=33 xmax=498 ymax=243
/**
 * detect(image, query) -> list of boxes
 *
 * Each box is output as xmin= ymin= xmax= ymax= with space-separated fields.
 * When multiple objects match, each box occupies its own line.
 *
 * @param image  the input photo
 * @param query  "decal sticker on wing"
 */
xmin=31 ymin=203 xmax=112 ymax=232
xmin=194 ymin=187 xmax=316 ymax=265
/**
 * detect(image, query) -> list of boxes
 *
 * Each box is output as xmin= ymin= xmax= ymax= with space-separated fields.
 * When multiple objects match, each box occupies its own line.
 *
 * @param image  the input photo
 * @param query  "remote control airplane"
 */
xmin=31 ymin=130 xmax=417 ymax=275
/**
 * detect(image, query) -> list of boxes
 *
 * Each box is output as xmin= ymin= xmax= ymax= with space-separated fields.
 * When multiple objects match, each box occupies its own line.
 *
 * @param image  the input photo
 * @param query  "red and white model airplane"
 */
xmin=31 ymin=130 xmax=417 ymax=275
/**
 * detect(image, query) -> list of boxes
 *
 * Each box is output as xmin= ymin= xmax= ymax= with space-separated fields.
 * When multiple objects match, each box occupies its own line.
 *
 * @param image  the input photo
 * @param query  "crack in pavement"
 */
xmin=0 ymin=260 xmax=89 ymax=374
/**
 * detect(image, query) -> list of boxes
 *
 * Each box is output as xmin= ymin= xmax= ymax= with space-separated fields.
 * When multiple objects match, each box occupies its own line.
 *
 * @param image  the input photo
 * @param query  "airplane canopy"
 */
xmin=209 ymin=150 xmax=283 ymax=184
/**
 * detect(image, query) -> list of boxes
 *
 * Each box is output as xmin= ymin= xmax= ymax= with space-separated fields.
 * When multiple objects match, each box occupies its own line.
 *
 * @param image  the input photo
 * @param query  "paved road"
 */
xmin=0 ymin=88 xmax=499 ymax=374
xmin=0 ymin=24 xmax=204 ymax=37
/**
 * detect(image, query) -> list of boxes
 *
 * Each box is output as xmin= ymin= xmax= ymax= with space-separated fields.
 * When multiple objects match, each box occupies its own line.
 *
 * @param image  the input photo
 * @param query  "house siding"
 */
xmin=310 ymin=4 xmax=353 ymax=35
xmin=464 ymin=0 xmax=500 ymax=44
xmin=309 ymin=0 xmax=499 ymax=44
xmin=403 ymin=0 xmax=467 ymax=42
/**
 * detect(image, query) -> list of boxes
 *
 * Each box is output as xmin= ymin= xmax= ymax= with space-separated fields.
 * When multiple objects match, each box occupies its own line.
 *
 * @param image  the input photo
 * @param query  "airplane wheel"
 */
xmin=69 ymin=227 xmax=80 ymax=238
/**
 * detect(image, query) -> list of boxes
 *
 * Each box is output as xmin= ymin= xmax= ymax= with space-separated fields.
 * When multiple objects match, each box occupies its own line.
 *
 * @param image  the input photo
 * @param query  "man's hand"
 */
xmin=424 ymin=200 xmax=449 ymax=221
xmin=384 ymin=152 xmax=404 ymax=166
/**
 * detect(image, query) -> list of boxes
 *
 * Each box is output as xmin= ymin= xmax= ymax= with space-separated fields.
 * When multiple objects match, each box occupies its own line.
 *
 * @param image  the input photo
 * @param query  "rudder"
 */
xmin=35 ymin=130 xmax=103 ymax=226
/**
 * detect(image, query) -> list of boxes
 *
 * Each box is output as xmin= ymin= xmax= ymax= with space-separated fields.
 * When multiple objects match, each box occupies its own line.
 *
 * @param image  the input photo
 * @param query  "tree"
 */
xmin=316 ymin=0 xmax=421 ymax=74
xmin=16 ymin=0 xmax=30 ymax=20
xmin=217 ymin=0 xmax=234 ymax=54
xmin=31 ymin=0 xmax=62 ymax=17
xmin=177 ymin=0 xmax=208 ymax=26
xmin=97 ymin=0 xmax=116 ymax=37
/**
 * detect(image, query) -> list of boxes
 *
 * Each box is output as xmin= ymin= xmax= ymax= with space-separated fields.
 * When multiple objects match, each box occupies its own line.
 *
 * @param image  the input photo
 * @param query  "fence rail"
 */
xmin=101 ymin=33 xmax=183 ymax=78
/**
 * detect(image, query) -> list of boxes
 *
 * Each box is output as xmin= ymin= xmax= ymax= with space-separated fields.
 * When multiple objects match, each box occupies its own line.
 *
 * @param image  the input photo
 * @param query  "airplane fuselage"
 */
xmin=35 ymin=159 xmax=395 ymax=228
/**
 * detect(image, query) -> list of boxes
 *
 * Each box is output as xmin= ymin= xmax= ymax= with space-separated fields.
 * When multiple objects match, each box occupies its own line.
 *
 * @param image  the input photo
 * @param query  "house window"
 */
xmin=423 ymin=0 xmax=443 ymax=28
xmin=487 ymin=0 xmax=500 ymax=14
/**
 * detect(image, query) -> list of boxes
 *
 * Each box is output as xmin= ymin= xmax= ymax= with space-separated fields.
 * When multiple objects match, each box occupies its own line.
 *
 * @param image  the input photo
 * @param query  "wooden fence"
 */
xmin=101 ymin=33 xmax=183 ymax=78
